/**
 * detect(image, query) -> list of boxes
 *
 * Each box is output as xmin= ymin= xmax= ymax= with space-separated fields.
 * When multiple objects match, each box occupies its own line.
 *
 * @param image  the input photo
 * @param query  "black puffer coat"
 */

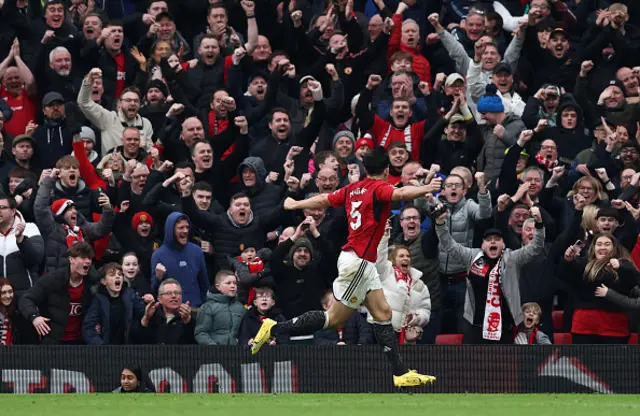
xmin=234 ymin=157 xmax=285 ymax=216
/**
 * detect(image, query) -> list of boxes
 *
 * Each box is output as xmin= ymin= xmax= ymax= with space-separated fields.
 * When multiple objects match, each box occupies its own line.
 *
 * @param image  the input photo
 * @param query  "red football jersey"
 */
xmin=61 ymin=280 xmax=85 ymax=341
xmin=327 ymin=177 xmax=395 ymax=262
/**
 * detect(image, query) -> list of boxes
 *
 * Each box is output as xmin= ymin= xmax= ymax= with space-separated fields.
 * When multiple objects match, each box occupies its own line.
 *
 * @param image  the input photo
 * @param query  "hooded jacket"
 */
xmin=194 ymin=290 xmax=246 ymax=345
xmin=478 ymin=115 xmax=526 ymax=181
xmin=0 ymin=211 xmax=44 ymax=295
xmin=150 ymin=212 xmax=209 ymax=307
xmin=235 ymin=157 xmax=285 ymax=216
xmin=82 ymin=283 xmax=145 ymax=345
xmin=539 ymin=95 xmax=592 ymax=166
xmin=32 ymin=118 xmax=74 ymax=169
xmin=34 ymin=177 xmax=115 ymax=274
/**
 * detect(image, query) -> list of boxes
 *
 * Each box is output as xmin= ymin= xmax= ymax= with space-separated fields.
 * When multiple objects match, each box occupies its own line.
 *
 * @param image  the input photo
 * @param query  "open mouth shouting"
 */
xmin=68 ymin=172 xmax=78 ymax=186
xmin=276 ymin=125 xmax=288 ymax=139
xmin=488 ymin=245 xmax=499 ymax=257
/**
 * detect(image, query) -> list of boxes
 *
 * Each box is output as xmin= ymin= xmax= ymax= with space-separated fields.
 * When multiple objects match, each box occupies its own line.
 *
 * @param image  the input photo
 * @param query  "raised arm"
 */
xmin=391 ymin=177 xmax=442 ymax=202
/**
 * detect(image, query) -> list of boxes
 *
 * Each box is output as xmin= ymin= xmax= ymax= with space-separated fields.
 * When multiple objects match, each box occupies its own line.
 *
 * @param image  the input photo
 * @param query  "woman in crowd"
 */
xmin=117 ymin=363 xmax=155 ymax=393
xmin=0 ymin=278 xmax=36 ymax=345
xmin=560 ymin=233 xmax=640 ymax=344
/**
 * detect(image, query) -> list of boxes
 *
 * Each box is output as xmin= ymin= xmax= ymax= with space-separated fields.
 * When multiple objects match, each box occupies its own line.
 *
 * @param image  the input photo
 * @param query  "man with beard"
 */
xmin=523 ymin=26 xmax=578 ymax=93
xmin=436 ymin=172 xmax=492 ymax=333
xmin=184 ymin=34 xmax=225 ymax=110
xmin=19 ymin=242 xmax=95 ymax=345
xmin=34 ymin=46 xmax=82 ymax=104
xmin=436 ymin=206 xmax=545 ymax=344
xmin=84 ymin=22 xmax=138 ymax=104
xmin=139 ymin=80 xmax=170 ymax=133
xmin=78 ymin=68 xmax=154 ymax=155
xmin=32 ymin=92 xmax=75 ymax=169
xmin=250 ymin=81 xmax=325 ymax=177
xmin=180 ymin=184 xmax=291 ymax=272
xmin=10 ymin=134 xmax=37 ymax=177
xmin=423 ymin=95 xmax=482 ymax=175
xmin=235 ymin=157 xmax=285 ymax=218
xmin=523 ymin=84 xmax=564 ymax=128
xmin=137 ymin=11 xmax=191 ymax=59
xmin=0 ymin=39 xmax=37 ymax=139
xmin=193 ymin=2 xmax=253 ymax=60
xmin=357 ymin=75 xmax=435 ymax=163
xmin=151 ymin=212 xmax=209 ymax=307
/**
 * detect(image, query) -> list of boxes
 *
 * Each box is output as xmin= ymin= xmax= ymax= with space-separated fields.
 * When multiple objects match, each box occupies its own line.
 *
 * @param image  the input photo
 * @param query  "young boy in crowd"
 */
xmin=82 ymin=263 xmax=146 ymax=345
xmin=238 ymin=286 xmax=288 ymax=346
xmin=313 ymin=290 xmax=374 ymax=345
xmin=513 ymin=302 xmax=551 ymax=345
xmin=229 ymin=242 xmax=273 ymax=306
xmin=194 ymin=271 xmax=246 ymax=345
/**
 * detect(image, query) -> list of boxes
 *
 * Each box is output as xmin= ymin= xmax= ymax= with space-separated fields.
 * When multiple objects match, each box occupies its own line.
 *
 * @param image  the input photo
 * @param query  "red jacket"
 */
xmin=388 ymin=14 xmax=432 ymax=87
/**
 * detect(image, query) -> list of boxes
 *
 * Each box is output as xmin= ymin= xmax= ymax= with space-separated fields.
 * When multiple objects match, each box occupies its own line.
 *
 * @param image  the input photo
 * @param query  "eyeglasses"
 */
xmin=160 ymin=290 xmax=182 ymax=296
xmin=444 ymin=183 xmax=463 ymax=189
xmin=540 ymin=145 xmax=556 ymax=150
xmin=256 ymin=294 xmax=273 ymax=300
xmin=401 ymin=216 xmax=420 ymax=222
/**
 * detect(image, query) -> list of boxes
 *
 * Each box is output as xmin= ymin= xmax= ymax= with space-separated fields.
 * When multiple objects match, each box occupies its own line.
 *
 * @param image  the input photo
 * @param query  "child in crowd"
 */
xmin=513 ymin=302 xmax=551 ymax=345
xmin=314 ymin=290 xmax=374 ymax=345
xmin=195 ymin=271 xmax=246 ymax=345
xmin=238 ymin=286 xmax=288 ymax=346
xmin=120 ymin=252 xmax=153 ymax=300
xmin=82 ymin=263 xmax=146 ymax=345
xmin=229 ymin=242 xmax=273 ymax=306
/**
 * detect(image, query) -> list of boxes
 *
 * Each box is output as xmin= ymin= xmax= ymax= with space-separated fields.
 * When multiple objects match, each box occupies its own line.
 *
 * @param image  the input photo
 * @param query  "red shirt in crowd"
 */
xmin=0 ymin=313 xmax=13 ymax=345
xmin=367 ymin=116 xmax=426 ymax=162
xmin=328 ymin=177 xmax=394 ymax=262
xmin=114 ymin=52 xmax=126 ymax=99
xmin=0 ymin=85 xmax=37 ymax=138
xmin=61 ymin=280 xmax=85 ymax=342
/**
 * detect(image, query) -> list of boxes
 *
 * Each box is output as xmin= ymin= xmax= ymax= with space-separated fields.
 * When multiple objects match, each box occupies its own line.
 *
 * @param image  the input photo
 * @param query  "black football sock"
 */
xmin=273 ymin=310 xmax=328 ymax=336
xmin=373 ymin=323 xmax=409 ymax=376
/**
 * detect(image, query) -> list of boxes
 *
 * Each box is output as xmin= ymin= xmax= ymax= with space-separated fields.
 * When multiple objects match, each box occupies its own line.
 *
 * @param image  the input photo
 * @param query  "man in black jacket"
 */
xmin=131 ymin=278 xmax=195 ymax=345
xmin=32 ymin=93 xmax=76 ymax=169
xmin=18 ymin=242 xmax=95 ymax=344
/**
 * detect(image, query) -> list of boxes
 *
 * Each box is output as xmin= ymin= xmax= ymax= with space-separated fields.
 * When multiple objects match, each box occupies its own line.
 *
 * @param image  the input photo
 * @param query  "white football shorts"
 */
xmin=333 ymin=250 xmax=382 ymax=309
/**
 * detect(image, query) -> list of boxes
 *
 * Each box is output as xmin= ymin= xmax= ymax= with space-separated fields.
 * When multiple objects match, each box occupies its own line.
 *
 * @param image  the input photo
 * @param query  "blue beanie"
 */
xmin=477 ymin=84 xmax=504 ymax=113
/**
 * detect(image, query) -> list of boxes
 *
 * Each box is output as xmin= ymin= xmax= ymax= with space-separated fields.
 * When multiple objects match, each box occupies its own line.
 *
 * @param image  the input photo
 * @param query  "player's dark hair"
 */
xmin=362 ymin=146 xmax=389 ymax=176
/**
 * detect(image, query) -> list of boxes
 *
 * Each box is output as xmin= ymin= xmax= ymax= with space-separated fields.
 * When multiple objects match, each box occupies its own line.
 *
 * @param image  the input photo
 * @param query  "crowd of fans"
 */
xmin=0 ymin=0 xmax=640 ymax=348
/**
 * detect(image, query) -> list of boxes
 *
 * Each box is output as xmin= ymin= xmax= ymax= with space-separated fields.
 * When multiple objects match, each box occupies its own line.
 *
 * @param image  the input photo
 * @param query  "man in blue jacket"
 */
xmin=151 ymin=212 xmax=209 ymax=307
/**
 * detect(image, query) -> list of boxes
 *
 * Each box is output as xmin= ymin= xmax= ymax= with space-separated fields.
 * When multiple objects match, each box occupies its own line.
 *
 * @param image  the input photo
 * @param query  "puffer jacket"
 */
xmin=194 ymin=290 xmax=246 ymax=345
xmin=51 ymin=179 xmax=101 ymax=221
xmin=438 ymin=192 xmax=493 ymax=275
xmin=34 ymin=177 xmax=115 ymax=274
xmin=235 ymin=157 xmax=285 ymax=216
xmin=372 ymin=233 xmax=431 ymax=332
xmin=0 ymin=211 xmax=44 ymax=295
xmin=395 ymin=230 xmax=441 ymax=311
xmin=478 ymin=115 xmax=525 ymax=181
xmin=436 ymin=221 xmax=545 ymax=327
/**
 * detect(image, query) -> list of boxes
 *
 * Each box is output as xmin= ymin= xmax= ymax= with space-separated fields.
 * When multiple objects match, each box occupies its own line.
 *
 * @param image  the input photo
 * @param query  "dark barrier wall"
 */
xmin=1 ymin=346 xmax=639 ymax=394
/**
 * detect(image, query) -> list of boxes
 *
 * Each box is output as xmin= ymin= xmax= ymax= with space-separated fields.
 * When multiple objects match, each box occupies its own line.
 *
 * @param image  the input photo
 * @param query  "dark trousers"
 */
xmin=418 ymin=308 xmax=442 ymax=344
xmin=441 ymin=279 xmax=466 ymax=334
xmin=572 ymin=334 xmax=629 ymax=345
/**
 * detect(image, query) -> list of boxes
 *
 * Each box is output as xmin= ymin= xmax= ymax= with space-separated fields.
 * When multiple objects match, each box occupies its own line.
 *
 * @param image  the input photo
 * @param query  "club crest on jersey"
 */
xmin=350 ymin=297 xmax=358 ymax=304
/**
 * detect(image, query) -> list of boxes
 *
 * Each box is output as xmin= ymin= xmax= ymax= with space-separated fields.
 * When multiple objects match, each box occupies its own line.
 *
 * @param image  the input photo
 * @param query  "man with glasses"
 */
xmin=132 ymin=278 xmax=196 ymax=345
xmin=395 ymin=206 xmax=441 ymax=343
xmin=78 ymin=68 xmax=154 ymax=155
xmin=437 ymin=173 xmax=491 ymax=334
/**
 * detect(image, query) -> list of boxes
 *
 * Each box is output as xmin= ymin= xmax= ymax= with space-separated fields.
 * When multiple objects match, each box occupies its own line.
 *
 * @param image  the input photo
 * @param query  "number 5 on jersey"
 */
xmin=350 ymin=201 xmax=363 ymax=230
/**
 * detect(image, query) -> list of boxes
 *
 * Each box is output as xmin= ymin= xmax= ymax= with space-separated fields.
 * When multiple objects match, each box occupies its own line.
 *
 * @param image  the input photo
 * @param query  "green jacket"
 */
xmin=195 ymin=291 xmax=246 ymax=345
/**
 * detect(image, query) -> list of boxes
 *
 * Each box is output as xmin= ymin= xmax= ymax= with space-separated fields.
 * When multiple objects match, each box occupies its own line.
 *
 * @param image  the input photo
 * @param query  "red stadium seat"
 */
xmin=629 ymin=333 xmax=638 ymax=344
xmin=552 ymin=310 xmax=564 ymax=331
xmin=436 ymin=334 xmax=464 ymax=345
xmin=554 ymin=333 xmax=572 ymax=344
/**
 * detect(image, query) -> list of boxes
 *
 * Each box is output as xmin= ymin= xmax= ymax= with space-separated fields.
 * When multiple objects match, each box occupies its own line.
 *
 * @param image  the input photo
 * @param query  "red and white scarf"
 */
xmin=535 ymin=154 xmax=558 ymax=172
xmin=62 ymin=224 xmax=84 ymax=248
xmin=0 ymin=313 xmax=13 ymax=345
xmin=483 ymin=257 xmax=503 ymax=341
xmin=380 ymin=125 xmax=412 ymax=153
xmin=394 ymin=266 xmax=412 ymax=344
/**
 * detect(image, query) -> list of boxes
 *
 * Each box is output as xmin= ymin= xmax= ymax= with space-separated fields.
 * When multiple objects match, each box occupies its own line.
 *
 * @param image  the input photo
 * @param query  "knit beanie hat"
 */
xmin=333 ymin=130 xmax=356 ymax=148
xmin=80 ymin=126 xmax=96 ymax=144
xmin=289 ymin=237 xmax=314 ymax=260
xmin=147 ymin=80 xmax=169 ymax=98
xmin=477 ymin=84 xmax=505 ymax=113
xmin=51 ymin=199 xmax=74 ymax=216
xmin=356 ymin=137 xmax=374 ymax=150
xmin=132 ymin=211 xmax=154 ymax=230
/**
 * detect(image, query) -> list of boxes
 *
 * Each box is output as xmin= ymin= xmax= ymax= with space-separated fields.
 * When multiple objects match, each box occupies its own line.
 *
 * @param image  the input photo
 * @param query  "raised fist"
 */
xmin=367 ymin=74 xmax=382 ymax=89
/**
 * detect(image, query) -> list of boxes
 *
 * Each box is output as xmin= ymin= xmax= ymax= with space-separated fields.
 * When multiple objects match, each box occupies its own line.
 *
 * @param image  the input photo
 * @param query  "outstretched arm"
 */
xmin=284 ymin=194 xmax=331 ymax=211
xmin=391 ymin=178 xmax=441 ymax=202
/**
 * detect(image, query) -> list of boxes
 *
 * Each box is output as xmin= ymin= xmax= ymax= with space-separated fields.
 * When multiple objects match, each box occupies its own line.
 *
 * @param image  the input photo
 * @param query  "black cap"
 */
xmin=550 ymin=28 xmax=567 ymax=39
xmin=12 ymin=134 xmax=36 ymax=147
xmin=607 ymin=79 xmax=627 ymax=97
xmin=494 ymin=63 xmax=512 ymax=75
xmin=42 ymin=91 xmax=64 ymax=106
xmin=483 ymin=228 xmax=503 ymax=240
xmin=596 ymin=206 xmax=619 ymax=221
xmin=621 ymin=140 xmax=639 ymax=151
xmin=155 ymin=11 xmax=175 ymax=22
